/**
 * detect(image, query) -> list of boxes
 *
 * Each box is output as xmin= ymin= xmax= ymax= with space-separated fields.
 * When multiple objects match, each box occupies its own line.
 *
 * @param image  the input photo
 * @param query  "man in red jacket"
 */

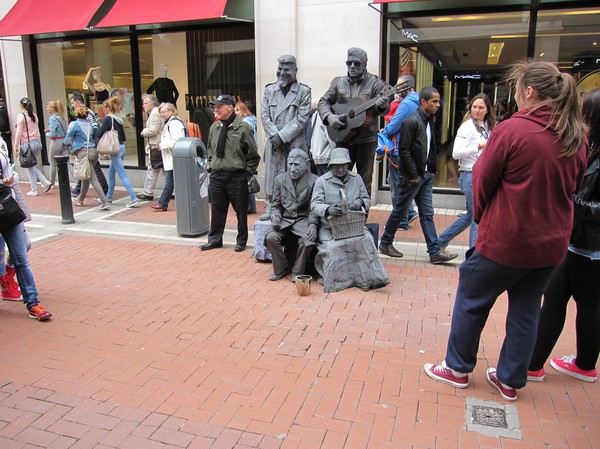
xmin=423 ymin=61 xmax=588 ymax=401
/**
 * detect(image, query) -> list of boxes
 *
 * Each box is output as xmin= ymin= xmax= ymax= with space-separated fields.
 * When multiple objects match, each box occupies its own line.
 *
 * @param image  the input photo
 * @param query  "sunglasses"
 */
xmin=345 ymin=60 xmax=363 ymax=67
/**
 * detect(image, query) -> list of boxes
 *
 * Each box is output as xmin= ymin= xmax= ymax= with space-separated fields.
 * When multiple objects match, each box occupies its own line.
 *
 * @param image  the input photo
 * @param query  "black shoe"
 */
xmin=269 ymin=270 xmax=290 ymax=281
xmin=234 ymin=244 xmax=246 ymax=252
xmin=136 ymin=193 xmax=153 ymax=200
xmin=380 ymin=243 xmax=403 ymax=258
xmin=200 ymin=242 xmax=222 ymax=251
xmin=430 ymin=251 xmax=458 ymax=264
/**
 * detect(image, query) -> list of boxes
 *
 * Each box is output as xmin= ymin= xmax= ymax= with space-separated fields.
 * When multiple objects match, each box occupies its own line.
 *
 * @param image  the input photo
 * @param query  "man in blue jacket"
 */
xmin=377 ymin=74 xmax=419 ymax=257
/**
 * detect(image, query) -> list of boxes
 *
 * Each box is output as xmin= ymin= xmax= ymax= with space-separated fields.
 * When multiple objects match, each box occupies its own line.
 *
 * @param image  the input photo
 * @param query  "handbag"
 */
xmin=247 ymin=176 xmax=260 ymax=194
xmin=74 ymin=124 xmax=92 ymax=181
xmin=149 ymin=143 xmax=163 ymax=169
xmin=18 ymin=114 xmax=40 ymax=168
xmin=97 ymin=117 xmax=120 ymax=156
xmin=0 ymin=167 xmax=26 ymax=231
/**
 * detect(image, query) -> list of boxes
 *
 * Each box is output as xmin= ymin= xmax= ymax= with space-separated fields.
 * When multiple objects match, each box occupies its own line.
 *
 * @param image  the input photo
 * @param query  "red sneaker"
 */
xmin=1 ymin=270 xmax=22 ymax=301
xmin=527 ymin=368 xmax=545 ymax=382
xmin=423 ymin=362 xmax=469 ymax=388
xmin=28 ymin=304 xmax=52 ymax=321
xmin=551 ymin=355 xmax=597 ymax=383
xmin=487 ymin=368 xmax=517 ymax=401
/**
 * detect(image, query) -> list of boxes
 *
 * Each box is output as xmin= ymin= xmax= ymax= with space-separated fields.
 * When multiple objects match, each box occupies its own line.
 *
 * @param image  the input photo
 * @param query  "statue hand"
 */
xmin=328 ymin=205 xmax=345 ymax=217
xmin=349 ymin=199 xmax=363 ymax=211
xmin=307 ymin=224 xmax=318 ymax=242
xmin=328 ymin=114 xmax=346 ymax=130
xmin=375 ymin=97 xmax=389 ymax=110
xmin=270 ymin=134 xmax=284 ymax=151
xmin=271 ymin=215 xmax=282 ymax=231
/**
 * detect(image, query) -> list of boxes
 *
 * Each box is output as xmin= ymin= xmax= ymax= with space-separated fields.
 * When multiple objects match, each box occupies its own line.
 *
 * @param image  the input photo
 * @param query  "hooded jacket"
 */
xmin=473 ymin=106 xmax=588 ymax=268
xmin=98 ymin=114 xmax=125 ymax=143
xmin=378 ymin=91 xmax=420 ymax=157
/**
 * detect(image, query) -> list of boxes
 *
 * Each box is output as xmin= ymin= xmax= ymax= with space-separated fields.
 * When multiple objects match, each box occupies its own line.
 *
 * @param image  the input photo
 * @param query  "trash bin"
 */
xmin=172 ymin=137 xmax=209 ymax=237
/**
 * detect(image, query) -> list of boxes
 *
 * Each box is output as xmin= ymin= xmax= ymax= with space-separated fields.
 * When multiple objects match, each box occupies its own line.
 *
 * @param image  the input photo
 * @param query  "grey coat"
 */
xmin=261 ymin=81 xmax=311 ymax=195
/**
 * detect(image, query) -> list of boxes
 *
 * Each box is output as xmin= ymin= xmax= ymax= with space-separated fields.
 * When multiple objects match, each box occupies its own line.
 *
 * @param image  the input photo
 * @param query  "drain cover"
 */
xmin=472 ymin=405 xmax=507 ymax=428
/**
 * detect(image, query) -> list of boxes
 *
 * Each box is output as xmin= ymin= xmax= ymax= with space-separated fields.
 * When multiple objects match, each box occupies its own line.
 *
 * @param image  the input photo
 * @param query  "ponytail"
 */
xmin=19 ymin=97 xmax=37 ymax=124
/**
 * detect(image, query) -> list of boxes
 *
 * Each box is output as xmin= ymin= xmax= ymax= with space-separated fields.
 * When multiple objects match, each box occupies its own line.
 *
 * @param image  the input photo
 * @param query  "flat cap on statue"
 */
xmin=328 ymin=148 xmax=352 ymax=166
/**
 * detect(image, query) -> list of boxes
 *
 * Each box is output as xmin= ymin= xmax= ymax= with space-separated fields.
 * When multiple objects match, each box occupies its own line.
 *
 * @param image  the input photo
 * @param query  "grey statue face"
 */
xmin=288 ymin=156 xmax=308 ymax=180
xmin=330 ymin=164 xmax=349 ymax=179
xmin=346 ymin=59 xmax=366 ymax=80
xmin=277 ymin=63 xmax=297 ymax=88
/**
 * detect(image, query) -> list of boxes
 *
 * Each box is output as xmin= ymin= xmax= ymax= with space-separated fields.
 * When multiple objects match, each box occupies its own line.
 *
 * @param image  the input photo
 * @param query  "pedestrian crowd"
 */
xmin=0 ymin=55 xmax=597 ymax=402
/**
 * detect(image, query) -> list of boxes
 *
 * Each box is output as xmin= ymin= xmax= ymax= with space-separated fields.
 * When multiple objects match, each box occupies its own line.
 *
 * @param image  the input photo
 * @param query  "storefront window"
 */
xmin=384 ymin=10 xmax=530 ymax=189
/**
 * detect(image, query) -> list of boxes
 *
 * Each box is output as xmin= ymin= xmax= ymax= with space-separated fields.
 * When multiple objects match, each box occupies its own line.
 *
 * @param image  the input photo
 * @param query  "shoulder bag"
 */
xmin=73 ymin=124 xmax=92 ymax=181
xmin=97 ymin=116 xmax=121 ymax=156
xmin=0 ymin=157 xmax=26 ymax=232
xmin=148 ymin=139 xmax=163 ymax=169
xmin=18 ymin=113 xmax=41 ymax=168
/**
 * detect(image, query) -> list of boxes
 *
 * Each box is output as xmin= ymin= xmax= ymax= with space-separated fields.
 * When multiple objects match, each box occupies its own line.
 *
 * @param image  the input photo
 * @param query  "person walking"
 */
xmin=45 ymin=100 xmax=70 ymax=189
xmin=200 ymin=95 xmax=260 ymax=252
xmin=527 ymin=86 xmax=600 ymax=384
xmin=97 ymin=97 xmax=140 ymax=208
xmin=149 ymin=102 xmax=186 ymax=211
xmin=437 ymin=93 xmax=495 ymax=251
xmin=13 ymin=97 xmax=51 ymax=196
xmin=423 ymin=61 xmax=588 ymax=401
xmin=1 ymin=142 xmax=52 ymax=320
xmin=63 ymin=106 xmax=110 ymax=210
xmin=136 ymin=94 xmax=164 ymax=201
xmin=235 ymin=100 xmax=258 ymax=214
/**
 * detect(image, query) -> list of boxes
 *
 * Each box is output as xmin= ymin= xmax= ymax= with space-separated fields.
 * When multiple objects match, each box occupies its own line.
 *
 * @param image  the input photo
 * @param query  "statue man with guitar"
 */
xmin=318 ymin=48 xmax=392 ymax=196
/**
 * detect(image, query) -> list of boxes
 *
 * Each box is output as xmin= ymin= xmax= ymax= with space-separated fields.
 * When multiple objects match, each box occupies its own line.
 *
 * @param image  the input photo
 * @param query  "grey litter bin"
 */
xmin=172 ymin=137 xmax=209 ymax=237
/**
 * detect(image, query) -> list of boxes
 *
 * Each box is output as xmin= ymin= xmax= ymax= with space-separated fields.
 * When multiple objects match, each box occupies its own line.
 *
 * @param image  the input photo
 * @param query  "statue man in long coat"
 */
xmin=260 ymin=55 xmax=311 ymax=221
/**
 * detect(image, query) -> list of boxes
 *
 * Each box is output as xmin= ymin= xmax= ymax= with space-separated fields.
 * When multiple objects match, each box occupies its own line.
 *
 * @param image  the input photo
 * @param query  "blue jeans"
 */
xmin=438 ymin=171 xmax=478 ymax=248
xmin=248 ymin=194 xmax=256 ymax=213
xmin=380 ymin=171 xmax=440 ymax=255
xmin=388 ymin=156 xmax=417 ymax=229
xmin=1 ymin=223 xmax=39 ymax=309
xmin=445 ymin=249 xmax=554 ymax=388
xmin=25 ymin=147 xmax=48 ymax=192
xmin=107 ymin=144 xmax=137 ymax=201
xmin=158 ymin=170 xmax=174 ymax=208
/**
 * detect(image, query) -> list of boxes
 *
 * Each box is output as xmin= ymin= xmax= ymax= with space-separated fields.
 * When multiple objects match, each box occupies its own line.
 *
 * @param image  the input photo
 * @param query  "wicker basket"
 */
xmin=329 ymin=210 xmax=366 ymax=240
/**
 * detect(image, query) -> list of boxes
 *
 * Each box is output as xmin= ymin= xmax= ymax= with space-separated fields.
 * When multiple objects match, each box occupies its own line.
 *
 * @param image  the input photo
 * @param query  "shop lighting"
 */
xmin=432 ymin=9 xmax=600 ymax=22
xmin=487 ymin=42 xmax=504 ymax=65
xmin=491 ymin=31 xmax=600 ymax=39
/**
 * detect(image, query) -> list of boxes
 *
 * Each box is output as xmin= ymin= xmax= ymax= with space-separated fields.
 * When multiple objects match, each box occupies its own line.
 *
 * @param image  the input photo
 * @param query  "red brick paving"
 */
xmin=0 ymin=187 xmax=597 ymax=448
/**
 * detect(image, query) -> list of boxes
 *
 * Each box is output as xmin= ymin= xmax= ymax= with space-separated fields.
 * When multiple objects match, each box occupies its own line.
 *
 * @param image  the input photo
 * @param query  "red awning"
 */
xmin=95 ymin=0 xmax=228 ymax=28
xmin=0 ymin=0 xmax=105 ymax=37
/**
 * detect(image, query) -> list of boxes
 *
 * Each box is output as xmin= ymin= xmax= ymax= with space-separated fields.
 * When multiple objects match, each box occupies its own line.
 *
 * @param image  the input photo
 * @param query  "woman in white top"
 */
xmin=150 ymin=102 xmax=186 ymax=211
xmin=438 ymin=93 xmax=495 ymax=250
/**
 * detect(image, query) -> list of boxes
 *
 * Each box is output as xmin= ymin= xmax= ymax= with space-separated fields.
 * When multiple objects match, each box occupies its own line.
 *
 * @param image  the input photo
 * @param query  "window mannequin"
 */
xmin=83 ymin=67 xmax=111 ymax=102
xmin=146 ymin=63 xmax=179 ymax=104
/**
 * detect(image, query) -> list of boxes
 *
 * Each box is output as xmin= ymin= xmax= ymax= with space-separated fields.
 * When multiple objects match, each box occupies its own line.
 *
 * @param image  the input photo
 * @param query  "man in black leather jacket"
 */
xmin=379 ymin=87 xmax=457 ymax=264
xmin=318 ymin=48 xmax=390 ymax=196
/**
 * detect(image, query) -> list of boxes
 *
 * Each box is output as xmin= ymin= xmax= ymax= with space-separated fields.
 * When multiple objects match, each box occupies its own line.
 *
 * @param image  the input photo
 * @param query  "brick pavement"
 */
xmin=0 ymin=184 xmax=598 ymax=449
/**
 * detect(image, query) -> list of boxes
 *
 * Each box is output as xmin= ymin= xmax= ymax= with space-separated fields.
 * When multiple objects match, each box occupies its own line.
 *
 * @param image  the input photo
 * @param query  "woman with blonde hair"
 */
xmin=63 ymin=106 xmax=110 ymax=210
xmin=13 ymin=97 xmax=51 ymax=196
xmin=97 ymin=97 xmax=139 ymax=208
xmin=44 ymin=100 xmax=69 ymax=189
xmin=424 ymin=61 xmax=588 ymax=402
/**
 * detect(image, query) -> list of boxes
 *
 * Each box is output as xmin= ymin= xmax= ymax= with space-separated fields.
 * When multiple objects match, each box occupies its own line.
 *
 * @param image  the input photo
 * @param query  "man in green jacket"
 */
xmin=201 ymin=95 xmax=260 ymax=252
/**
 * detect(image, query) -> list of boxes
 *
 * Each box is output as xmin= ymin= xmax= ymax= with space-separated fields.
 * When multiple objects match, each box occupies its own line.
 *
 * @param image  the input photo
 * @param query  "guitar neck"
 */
xmin=346 ymin=81 xmax=408 ymax=119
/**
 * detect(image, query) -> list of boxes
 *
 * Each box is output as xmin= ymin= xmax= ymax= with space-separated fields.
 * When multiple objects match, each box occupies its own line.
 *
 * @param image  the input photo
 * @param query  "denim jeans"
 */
xmin=388 ymin=156 xmax=417 ymax=229
xmin=445 ymin=249 xmax=554 ymax=388
xmin=1 ymin=222 xmax=39 ymax=309
xmin=248 ymin=194 xmax=257 ymax=213
xmin=25 ymin=147 xmax=48 ymax=192
xmin=438 ymin=171 xmax=478 ymax=248
xmin=158 ymin=170 xmax=174 ymax=208
xmin=107 ymin=144 xmax=137 ymax=201
xmin=381 ymin=171 xmax=440 ymax=255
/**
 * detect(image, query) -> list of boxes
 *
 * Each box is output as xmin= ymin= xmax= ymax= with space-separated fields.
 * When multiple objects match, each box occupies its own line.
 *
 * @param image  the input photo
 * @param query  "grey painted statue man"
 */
xmin=265 ymin=149 xmax=319 ymax=281
xmin=260 ymin=55 xmax=312 ymax=221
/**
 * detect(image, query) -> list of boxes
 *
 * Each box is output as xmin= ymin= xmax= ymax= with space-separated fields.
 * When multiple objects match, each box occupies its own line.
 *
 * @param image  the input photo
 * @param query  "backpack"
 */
xmin=185 ymin=120 xmax=201 ymax=139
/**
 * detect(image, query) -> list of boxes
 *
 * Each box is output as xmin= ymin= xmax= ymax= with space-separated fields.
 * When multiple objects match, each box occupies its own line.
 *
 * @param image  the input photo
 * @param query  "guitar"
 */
xmin=326 ymin=81 xmax=409 ymax=143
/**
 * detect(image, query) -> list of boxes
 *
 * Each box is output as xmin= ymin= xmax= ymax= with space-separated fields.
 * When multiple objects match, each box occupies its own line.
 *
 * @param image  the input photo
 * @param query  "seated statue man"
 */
xmin=265 ymin=149 xmax=319 ymax=281
xmin=310 ymin=148 xmax=389 ymax=292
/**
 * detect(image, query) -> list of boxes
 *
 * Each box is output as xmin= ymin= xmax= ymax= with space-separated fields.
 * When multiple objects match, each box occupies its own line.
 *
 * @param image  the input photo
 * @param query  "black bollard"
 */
xmin=55 ymin=155 xmax=75 ymax=224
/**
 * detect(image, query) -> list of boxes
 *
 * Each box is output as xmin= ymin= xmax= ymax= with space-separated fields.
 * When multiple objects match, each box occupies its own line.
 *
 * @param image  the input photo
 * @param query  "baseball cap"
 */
xmin=209 ymin=95 xmax=235 ymax=106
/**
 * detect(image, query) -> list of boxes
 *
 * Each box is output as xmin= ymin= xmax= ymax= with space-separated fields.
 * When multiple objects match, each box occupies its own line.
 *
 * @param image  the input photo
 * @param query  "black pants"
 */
xmin=207 ymin=171 xmax=248 ymax=246
xmin=339 ymin=140 xmax=376 ymax=196
xmin=529 ymin=251 xmax=600 ymax=371
xmin=74 ymin=160 xmax=108 ymax=194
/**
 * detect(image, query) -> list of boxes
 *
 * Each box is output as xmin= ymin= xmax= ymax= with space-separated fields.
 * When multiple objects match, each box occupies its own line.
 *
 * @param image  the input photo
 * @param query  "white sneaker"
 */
xmin=126 ymin=199 xmax=141 ymax=208
xmin=26 ymin=190 xmax=38 ymax=196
